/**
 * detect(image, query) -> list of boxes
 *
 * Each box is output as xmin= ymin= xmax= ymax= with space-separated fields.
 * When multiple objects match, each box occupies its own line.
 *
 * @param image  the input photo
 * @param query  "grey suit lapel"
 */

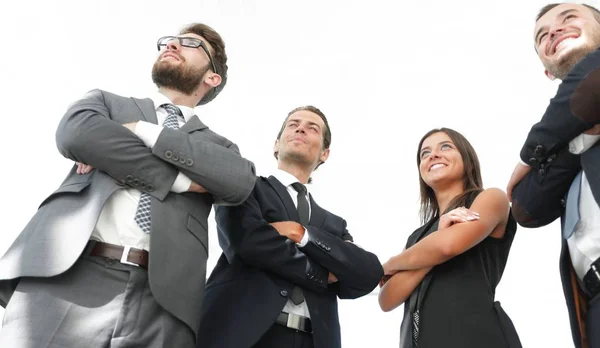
xmin=132 ymin=98 xmax=158 ymax=124
xmin=180 ymin=116 xmax=208 ymax=133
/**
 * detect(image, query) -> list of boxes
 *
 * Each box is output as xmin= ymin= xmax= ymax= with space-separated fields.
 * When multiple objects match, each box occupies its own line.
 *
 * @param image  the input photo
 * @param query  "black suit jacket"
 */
xmin=197 ymin=175 xmax=383 ymax=348
xmin=512 ymin=49 xmax=600 ymax=348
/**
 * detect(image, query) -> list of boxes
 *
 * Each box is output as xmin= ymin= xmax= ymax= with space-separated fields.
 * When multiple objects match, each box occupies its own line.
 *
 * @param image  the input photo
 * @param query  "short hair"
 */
xmin=274 ymin=105 xmax=332 ymax=170
xmin=179 ymin=23 xmax=228 ymax=105
xmin=537 ymin=3 xmax=600 ymax=23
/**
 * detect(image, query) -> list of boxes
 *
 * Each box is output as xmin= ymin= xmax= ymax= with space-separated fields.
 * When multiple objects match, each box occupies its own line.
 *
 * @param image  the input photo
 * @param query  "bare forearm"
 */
xmin=379 ymin=267 xmax=432 ymax=312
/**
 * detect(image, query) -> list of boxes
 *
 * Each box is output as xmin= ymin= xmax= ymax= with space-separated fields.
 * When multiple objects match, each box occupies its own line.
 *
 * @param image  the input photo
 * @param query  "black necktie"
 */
xmin=290 ymin=182 xmax=309 ymax=305
xmin=291 ymin=182 xmax=310 ymax=226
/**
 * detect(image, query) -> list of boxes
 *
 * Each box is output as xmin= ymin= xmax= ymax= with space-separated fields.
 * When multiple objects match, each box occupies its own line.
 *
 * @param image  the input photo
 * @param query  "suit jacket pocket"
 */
xmin=39 ymin=182 xmax=91 ymax=208
xmin=187 ymin=214 xmax=209 ymax=255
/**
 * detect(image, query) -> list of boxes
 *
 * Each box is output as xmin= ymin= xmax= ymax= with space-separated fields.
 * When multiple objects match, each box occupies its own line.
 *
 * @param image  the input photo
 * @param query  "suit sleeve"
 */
xmin=520 ymin=48 xmax=600 ymax=169
xmin=512 ymin=146 xmax=580 ymax=228
xmin=301 ymin=224 xmax=384 ymax=299
xmin=152 ymin=128 xmax=256 ymax=205
xmin=55 ymin=89 xmax=178 ymax=200
xmin=215 ymin=189 xmax=330 ymax=293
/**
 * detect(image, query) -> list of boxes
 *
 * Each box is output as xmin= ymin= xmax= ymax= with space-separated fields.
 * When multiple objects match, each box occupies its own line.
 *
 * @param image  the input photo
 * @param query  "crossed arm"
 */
xmin=216 ymin=192 xmax=383 ymax=298
xmin=378 ymin=188 xmax=510 ymax=312
xmin=56 ymin=89 xmax=255 ymax=203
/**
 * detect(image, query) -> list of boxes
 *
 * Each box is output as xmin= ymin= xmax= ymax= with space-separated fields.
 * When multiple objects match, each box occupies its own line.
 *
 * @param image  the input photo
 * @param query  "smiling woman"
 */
xmin=378 ymin=128 xmax=522 ymax=348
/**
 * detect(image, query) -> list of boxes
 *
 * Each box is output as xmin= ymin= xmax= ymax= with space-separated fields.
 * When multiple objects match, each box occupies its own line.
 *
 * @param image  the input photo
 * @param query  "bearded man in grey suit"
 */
xmin=0 ymin=23 xmax=256 ymax=348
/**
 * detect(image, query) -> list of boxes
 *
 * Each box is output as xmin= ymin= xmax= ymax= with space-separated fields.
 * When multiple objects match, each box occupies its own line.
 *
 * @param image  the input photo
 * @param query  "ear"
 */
xmin=273 ymin=139 xmax=280 ymax=160
xmin=319 ymin=148 xmax=330 ymax=164
xmin=544 ymin=69 xmax=556 ymax=81
xmin=204 ymin=72 xmax=222 ymax=88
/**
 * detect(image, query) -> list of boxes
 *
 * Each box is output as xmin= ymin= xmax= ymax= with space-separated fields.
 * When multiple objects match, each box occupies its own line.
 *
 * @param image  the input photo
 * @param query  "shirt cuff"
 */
xmin=134 ymin=121 xmax=163 ymax=148
xmin=296 ymin=228 xmax=309 ymax=247
xmin=171 ymin=172 xmax=192 ymax=193
xmin=518 ymin=159 xmax=530 ymax=167
xmin=569 ymin=133 xmax=600 ymax=154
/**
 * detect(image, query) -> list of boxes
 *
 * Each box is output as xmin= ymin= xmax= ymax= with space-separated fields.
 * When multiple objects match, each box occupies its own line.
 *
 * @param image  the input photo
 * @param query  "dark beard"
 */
xmin=151 ymin=58 xmax=209 ymax=95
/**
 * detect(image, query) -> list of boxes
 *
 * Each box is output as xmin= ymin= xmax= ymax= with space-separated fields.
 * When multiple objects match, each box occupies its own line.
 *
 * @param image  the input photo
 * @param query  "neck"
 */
xmin=158 ymin=87 xmax=201 ymax=108
xmin=433 ymin=181 xmax=465 ymax=214
xmin=278 ymin=161 xmax=313 ymax=184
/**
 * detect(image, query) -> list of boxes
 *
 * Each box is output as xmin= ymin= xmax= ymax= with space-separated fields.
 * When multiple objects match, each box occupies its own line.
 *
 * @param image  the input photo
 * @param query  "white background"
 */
xmin=0 ymin=0 xmax=590 ymax=346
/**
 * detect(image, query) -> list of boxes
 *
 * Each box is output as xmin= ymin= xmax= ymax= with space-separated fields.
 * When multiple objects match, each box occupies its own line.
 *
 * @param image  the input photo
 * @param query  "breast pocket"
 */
xmin=39 ymin=182 xmax=91 ymax=208
xmin=187 ymin=214 xmax=209 ymax=255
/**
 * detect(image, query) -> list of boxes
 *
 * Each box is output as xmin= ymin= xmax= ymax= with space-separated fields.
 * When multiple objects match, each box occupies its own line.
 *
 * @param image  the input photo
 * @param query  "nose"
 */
xmin=166 ymin=38 xmax=181 ymax=51
xmin=549 ymin=27 xmax=564 ymax=40
xmin=294 ymin=124 xmax=307 ymax=133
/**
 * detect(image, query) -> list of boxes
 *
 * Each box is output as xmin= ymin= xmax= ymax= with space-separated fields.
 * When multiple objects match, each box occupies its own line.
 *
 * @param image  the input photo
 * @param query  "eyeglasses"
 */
xmin=156 ymin=36 xmax=217 ymax=73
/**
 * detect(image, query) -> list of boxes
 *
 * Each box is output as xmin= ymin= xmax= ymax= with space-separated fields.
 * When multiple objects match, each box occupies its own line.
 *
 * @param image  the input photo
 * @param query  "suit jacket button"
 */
xmin=147 ymin=184 xmax=155 ymax=192
xmin=165 ymin=150 xmax=173 ymax=159
xmin=179 ymin=157 xmax=186 ymax=164
xmin=132 ymin=178 xmax=140 ymax=186
xmin=280 ymin=290 xmax=288 ymax=297
xmin=539 ymin=168 xmax=546 ymax=175
xmin=172 ymin=154 xmax=179 ymax=161
xmin=529 ymin=157 xmax=537 ymax=165
xmin=140 ymin=182 xmax=147 ymax=189
xmin=126 ymin=175 xmax=134 ymax=183
xmin=534 ymin=145 xmax=545 ymax=157
xmin=186 ymin=158 xmax=194 ymax=166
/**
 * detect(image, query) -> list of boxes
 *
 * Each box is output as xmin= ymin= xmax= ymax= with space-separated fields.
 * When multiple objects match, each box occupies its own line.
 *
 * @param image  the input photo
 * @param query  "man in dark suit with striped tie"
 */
xmin=197 ymin=105 xmax=383 ymax=348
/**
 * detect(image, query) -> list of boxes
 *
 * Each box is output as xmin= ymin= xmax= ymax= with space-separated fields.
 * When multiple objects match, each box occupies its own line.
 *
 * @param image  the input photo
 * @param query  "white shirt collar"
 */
xmin=150 ymin=91 xmax=196 ymax=123
xmin=272 ymin=169 xmax=311 ymax=195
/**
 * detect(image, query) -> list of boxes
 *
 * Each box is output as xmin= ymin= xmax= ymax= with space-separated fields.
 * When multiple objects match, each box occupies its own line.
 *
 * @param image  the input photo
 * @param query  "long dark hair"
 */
xmin=417 ymin=128 xmax=483 ymax=224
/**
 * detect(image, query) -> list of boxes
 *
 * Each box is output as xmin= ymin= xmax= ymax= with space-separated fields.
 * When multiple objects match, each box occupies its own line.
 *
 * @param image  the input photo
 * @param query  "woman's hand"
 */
xmin=439 ymin=206 xmax=479 ymax=229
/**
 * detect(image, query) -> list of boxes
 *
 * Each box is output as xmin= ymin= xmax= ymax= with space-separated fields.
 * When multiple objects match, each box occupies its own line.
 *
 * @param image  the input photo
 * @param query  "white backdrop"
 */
xmin=0 ymin=0 xmax=591 ymax=347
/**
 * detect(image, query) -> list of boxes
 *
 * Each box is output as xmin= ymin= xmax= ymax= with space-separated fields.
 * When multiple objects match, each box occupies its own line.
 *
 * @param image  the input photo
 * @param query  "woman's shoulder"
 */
xmin=471 ymin=188 xmax=509 ymax=210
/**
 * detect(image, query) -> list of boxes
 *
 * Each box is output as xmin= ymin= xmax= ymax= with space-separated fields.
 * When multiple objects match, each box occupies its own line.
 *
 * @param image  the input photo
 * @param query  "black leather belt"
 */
xmin=275 ymin=312 xmax=312 ymax=333
xmin=583 ymin=260 xmax=600 ymax=299
xmin=84 ymin=241 xmax=149 ymax=269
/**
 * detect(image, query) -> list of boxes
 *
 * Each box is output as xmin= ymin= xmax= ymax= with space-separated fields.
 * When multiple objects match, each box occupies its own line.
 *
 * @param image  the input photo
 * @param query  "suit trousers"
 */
xmin=587 ymin=292 xmax=600 ymax=348
xmin=252 ymin=323 xmax=314 ymax=348
xmin=0 ymin=254 xmax=194 ymax=348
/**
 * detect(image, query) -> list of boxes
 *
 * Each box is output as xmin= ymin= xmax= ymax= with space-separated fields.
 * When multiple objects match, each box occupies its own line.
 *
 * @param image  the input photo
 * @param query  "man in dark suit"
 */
xmin=0 ymin=23 xmax=256 ymax=347
xmin=198 ymin=105 xmax=383 ymax=348
xmin=506 ymin=3 xmax=600 ymax=348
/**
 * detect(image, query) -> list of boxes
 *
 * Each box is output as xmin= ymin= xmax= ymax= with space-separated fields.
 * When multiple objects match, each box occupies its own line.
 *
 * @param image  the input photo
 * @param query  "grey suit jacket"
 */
xmin=0 ymin=89 xmax=256 ymax=339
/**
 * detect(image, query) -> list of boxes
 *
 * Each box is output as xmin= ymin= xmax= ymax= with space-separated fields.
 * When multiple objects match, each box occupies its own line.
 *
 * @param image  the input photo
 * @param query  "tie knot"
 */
xmin=162 ymin=103 xmax=183 ymax=116
xmin=291 ymin=182 xmax=307 ymax=194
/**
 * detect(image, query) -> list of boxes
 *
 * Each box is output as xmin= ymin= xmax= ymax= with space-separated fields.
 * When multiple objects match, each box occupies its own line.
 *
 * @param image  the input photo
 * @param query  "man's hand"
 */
xmin=188 ymin=181 xmax=208 ymax=193
xmin=507 ymin=162 xmax=532 ymax=202
xmin=328 ymin=272 xmax=338 ymax=284
xmin=584 ymin=124 xmax=600 ymax=135
xmin=122 ymin=122 xmax=138 ymax=133
xmin=269 ymin=221 xmax=305 ymax=244
xmin=76 ymin=162 xmax=94 ymax=174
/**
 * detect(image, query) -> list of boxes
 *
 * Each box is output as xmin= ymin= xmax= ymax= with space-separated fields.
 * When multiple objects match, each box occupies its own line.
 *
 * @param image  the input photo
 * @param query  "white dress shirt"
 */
xmin=566 ymin=133 xmax=600 ymax=280
xmin=91 ymin=92 xmax=194 ymax=251
xmin=271 ymin=169 xmax=312 ymax=318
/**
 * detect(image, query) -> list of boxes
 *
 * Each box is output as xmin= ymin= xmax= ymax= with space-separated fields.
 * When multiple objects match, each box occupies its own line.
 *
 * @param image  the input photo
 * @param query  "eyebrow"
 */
xmin=535 ymin=9 xmax=579 ymax=44
xmin=287 ymin=118 xmax=322 ymax=130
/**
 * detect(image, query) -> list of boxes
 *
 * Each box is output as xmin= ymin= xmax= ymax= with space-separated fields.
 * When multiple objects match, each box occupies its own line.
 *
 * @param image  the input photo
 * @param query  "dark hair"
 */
xmin=179 ymin=23 xmax=228 ymax=105
xmin=274 ymin=105 xmax=332 ymax=171
xmin=536 ymin=3 xmax=600 ymax=23
xmin=417 ymin=128 xmax=483 ymax=224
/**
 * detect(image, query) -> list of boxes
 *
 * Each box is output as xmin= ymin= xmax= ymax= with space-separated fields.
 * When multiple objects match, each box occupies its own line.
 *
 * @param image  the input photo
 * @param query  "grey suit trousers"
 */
xmin=0 ymin=255 xmax=195 ymax=348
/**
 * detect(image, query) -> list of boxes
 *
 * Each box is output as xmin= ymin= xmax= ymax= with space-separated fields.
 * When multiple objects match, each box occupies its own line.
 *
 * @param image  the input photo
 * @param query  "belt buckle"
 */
xmin=286 ymin=313 xmax=304 ymax=332
xmin=120 ymin=245 xmax=139 ymax=267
